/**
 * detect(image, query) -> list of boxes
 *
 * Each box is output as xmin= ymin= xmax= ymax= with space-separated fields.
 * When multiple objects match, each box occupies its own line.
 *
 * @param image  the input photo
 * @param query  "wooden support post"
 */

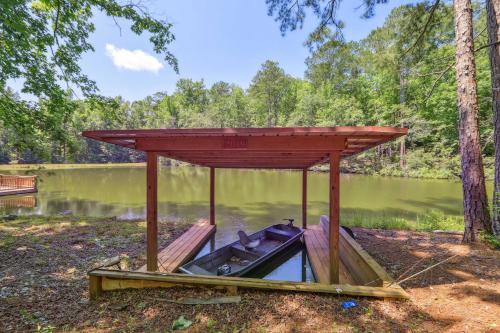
xmin=210 ymin=167 xmax=215 ymax=225
xmin=302 ymin=168 xmax=307 ymax=229
xmin=210 ymin=234 xmax=215 ymax=253
xmin=89 ymin=275 xmax=102 ymax=300
xmin=301 ymin=248 xmax=307 ymax=282
xmin=146 ymin=152 xmax=158 ymax=272
xmin=329 ymin=152 xmax=340 ymax=284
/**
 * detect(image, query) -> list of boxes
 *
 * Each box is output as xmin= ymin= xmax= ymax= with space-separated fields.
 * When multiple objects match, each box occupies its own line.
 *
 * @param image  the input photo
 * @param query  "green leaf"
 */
xmin=171 ymin=316 xmax=192 ymax=331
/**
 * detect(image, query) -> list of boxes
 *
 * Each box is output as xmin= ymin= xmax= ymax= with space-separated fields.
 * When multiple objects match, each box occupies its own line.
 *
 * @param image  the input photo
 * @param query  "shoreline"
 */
xmin=0 ymin=162 xmax=493 ymax=182
xmin=0 ymin=162 xmax=460 ymax=180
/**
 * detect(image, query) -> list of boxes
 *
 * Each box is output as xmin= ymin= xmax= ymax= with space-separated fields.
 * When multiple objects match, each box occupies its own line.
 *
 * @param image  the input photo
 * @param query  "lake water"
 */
xmin=1 ymin=166 xmax=485 ymax=282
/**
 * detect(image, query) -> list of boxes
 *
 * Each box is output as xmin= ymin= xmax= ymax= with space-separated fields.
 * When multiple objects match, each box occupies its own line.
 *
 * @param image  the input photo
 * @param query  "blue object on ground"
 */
xmin=341 ymin=300 xmax=358 ymax=309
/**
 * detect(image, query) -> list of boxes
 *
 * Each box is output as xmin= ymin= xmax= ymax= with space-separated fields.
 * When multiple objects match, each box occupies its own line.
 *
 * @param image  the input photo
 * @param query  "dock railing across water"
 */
xmin=0 ymin=174 xmax=37 ymax=194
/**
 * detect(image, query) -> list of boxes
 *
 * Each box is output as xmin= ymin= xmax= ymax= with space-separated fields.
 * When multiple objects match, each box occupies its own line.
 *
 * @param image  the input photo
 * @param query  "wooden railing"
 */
xmin=0 ymin=174 xmax=37 ymax=190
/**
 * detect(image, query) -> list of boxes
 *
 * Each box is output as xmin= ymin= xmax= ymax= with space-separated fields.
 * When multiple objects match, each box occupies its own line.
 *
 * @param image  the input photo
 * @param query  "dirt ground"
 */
xmin=0 ymin=216 xmax=498 ymax=332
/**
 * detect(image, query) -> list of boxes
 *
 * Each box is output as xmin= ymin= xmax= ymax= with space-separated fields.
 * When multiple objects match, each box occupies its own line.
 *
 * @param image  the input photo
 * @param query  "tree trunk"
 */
xmin=454 ymin=0 xmax=492 ymax=242
xmin=399 ymin=67 xmax=407 ymax=171
xmin=487 ymin=0 xmax=500 ymax=235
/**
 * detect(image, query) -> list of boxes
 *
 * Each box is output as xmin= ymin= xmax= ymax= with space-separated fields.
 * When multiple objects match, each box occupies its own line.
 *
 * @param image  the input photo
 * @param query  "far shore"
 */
xmin=0 ymin=162 xmax=146 ymax=171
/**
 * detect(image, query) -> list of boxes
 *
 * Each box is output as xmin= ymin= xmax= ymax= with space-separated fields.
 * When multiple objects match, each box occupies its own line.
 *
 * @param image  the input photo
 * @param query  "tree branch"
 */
xmin=401 ymin=0 xmax=440 ymax=59
xmin=53 ymin=0 xmax=61 ymax=46
xmin=474 ymin=40 xmax=500 ymax=53
xmin=423 ymin=39 xmax=499 ymax=103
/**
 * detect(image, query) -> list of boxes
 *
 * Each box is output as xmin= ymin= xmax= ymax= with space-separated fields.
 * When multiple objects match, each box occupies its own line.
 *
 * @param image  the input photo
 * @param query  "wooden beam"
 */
xmin=302 ymin=168 xmax=307 ymax=229
xmin=329 ymin=152 xmax=340 ymax=284
xmin=136 ymin=136 xmax=346 ymax=152
xmin=210 ymin=167 xmax=215 ymax=225
xmin=146 ymin=152 xmax=158 ymax=272
xmin=88 ymin=269 xmax=410 ymax=299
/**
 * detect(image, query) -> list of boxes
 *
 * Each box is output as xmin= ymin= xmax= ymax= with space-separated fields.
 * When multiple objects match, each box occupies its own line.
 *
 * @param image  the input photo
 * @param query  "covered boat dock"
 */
xmin=83 ymin=126 xmax=409 ymax=299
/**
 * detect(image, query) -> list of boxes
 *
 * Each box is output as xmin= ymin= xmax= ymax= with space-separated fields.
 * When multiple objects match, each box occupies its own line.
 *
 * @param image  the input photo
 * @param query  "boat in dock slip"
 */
xmin=179 ymin=222 xmax=304 ymax=277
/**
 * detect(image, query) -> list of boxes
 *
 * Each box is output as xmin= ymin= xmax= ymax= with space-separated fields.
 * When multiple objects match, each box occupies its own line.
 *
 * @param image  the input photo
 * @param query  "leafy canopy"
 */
xmin=0 ymin=0 xmax=177 ymax=147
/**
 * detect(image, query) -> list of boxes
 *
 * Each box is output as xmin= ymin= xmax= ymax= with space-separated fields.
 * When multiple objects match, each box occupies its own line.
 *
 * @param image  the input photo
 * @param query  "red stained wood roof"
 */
xmin=82 ymin=126 xmax=407 ymax=169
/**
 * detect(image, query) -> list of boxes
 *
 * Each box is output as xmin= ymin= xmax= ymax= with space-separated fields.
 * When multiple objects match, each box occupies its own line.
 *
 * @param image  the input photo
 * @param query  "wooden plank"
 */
xmin=161 ymin=224 xmax=214 ymax=272
xmin=302 ymin=169 xmax=307 ymax=229
xmin=210 ymin=167 xmax=215 ymax=225
xmin=339 ymin=227 xmax=393 ymax=286
xmin=156 ymin=225 xmax=207 ymax=269
xmin=313 ymin=226 xmax=355 ymax=284
xmin=146 ymin=152 xmax=158 ymax=272
xmin=89 ymin=269 xmax=410 ymax=299
xmin=304 ymin=226 xmax=356 ymax=285
xmin=163 ymin=151 xmax=328 ymax=157
xmin=136 ymin=136 xmax=346 ymax=152
xmin=138 ymin=221 xmax=215 ymax=273
xmin=83 ymin=126 xmax=408 ymax=139
xmin=329 ymin=152 xmax=340 ymax=284
xmin=157 ymin=221 xmax=211 ymax=264
xmin=304 ymin=228 xmax=329 ymax=283
xmin=308 ymin=217 xmax=394 ymax=287
xmin=89 ymin=275 xmax=102 ymax=300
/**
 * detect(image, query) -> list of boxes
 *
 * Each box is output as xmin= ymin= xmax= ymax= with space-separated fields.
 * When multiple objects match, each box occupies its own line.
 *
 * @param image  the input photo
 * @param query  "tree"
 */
xmin=0 ymin=0 xmax=177 ymax=149
xmin=453 ymin=0 xmax=491 ymax=241
xmin=267 ymin=0 xmax=492 ymax=242
xmin=248 ymin=61 xmax=291 ymax=127
xmin=487 ymin=0 xmax=500 ymax=235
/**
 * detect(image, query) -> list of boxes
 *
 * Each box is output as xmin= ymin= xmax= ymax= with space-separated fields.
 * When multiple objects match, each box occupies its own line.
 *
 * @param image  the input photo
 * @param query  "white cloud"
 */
xmin=105 ymin=44 xmax=164 ymax=73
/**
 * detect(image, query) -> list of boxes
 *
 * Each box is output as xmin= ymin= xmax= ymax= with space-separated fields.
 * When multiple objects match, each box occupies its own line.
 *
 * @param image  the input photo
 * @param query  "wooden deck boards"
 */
xmin=138 ymin=220 xmax=215 ymax=273
xmin=304 ymin=225 xmax=355 ymax=285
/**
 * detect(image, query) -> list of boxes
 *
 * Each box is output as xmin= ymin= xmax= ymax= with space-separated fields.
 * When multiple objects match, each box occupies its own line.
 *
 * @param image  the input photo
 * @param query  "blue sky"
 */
xmin=79 ymin=0 xmax=414 ymax=101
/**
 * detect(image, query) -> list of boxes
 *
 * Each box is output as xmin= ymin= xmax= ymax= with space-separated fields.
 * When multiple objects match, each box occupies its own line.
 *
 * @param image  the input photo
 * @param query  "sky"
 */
xmin=79 ymin=0 xmax=414 ymax=100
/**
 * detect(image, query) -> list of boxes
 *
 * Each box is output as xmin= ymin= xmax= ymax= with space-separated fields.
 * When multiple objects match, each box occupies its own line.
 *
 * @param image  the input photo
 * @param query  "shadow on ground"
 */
xmin=0 ymin=214 xmax=498 ymax=332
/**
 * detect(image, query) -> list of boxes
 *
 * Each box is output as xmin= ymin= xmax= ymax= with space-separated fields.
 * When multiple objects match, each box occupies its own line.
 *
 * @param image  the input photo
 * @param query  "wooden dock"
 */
xmin=138 ymin=220 xmax=216 ymax=273
xmin=305 ymin=217 xmax=394 ymax=287
xmin=0 ymin=174 xmax=37 ymax=196
xmin=90 ymin=218 xmax=409 ymax=300
xmin=304 ymin=225 xmax=355 ymax=284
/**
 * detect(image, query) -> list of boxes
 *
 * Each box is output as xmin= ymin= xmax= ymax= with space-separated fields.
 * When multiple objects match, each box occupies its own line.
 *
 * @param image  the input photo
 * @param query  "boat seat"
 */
xmin=266 ymin=227 xmax=293 ymax=238
xmin=238 ymin=230 xmax=261 ymax=249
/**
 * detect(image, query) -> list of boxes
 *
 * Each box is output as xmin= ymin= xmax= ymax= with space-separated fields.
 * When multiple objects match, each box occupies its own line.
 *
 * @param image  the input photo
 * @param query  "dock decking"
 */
xmin=0 ymin=174 xmax=37 ymax=196
xmin=304 ymin=225 xmax=355 ymax=284
xmin=138 ymin=220 xmax=216 ymax=273
xmin=305 ymin=221 xmax=394 ymax=287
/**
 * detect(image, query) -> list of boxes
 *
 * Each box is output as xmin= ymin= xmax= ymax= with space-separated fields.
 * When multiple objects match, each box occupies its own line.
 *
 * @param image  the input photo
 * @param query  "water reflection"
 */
xmin=0 ymin=195 xmax=37 ymax=210
xmin=1 ymin=166 xmax=477 ymax=227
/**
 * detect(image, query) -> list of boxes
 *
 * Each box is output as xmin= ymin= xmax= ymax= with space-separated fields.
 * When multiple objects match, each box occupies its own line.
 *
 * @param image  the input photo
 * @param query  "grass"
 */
xmin=0 ymin=162 xmax=145 ymax=171
xmin=481 ymin=232 xmax=500 ymax=249
xmin=0 ymin=215 xmax=147 ymax=250
xmin=341 ymin=210 xmax=464 ymax=232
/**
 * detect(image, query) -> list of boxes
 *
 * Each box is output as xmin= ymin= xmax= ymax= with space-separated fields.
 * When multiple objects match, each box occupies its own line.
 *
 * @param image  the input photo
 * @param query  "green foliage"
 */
xmin=19 ymin=309 xmax=55 ymax=333
xmin=248 ymin=60 xmax=293 ymax=127
xmin=0 ymin=2 xmax=494 ymax=181
xmin=342 ymin=210 xmax=464 ymax=231
xmin=0 ymin=0 xmax=177 ymax=153
xmin=171 ymin=316 xmax=192 ymax=330
xmin=480 ymin=232 xmax=500 ymax=249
